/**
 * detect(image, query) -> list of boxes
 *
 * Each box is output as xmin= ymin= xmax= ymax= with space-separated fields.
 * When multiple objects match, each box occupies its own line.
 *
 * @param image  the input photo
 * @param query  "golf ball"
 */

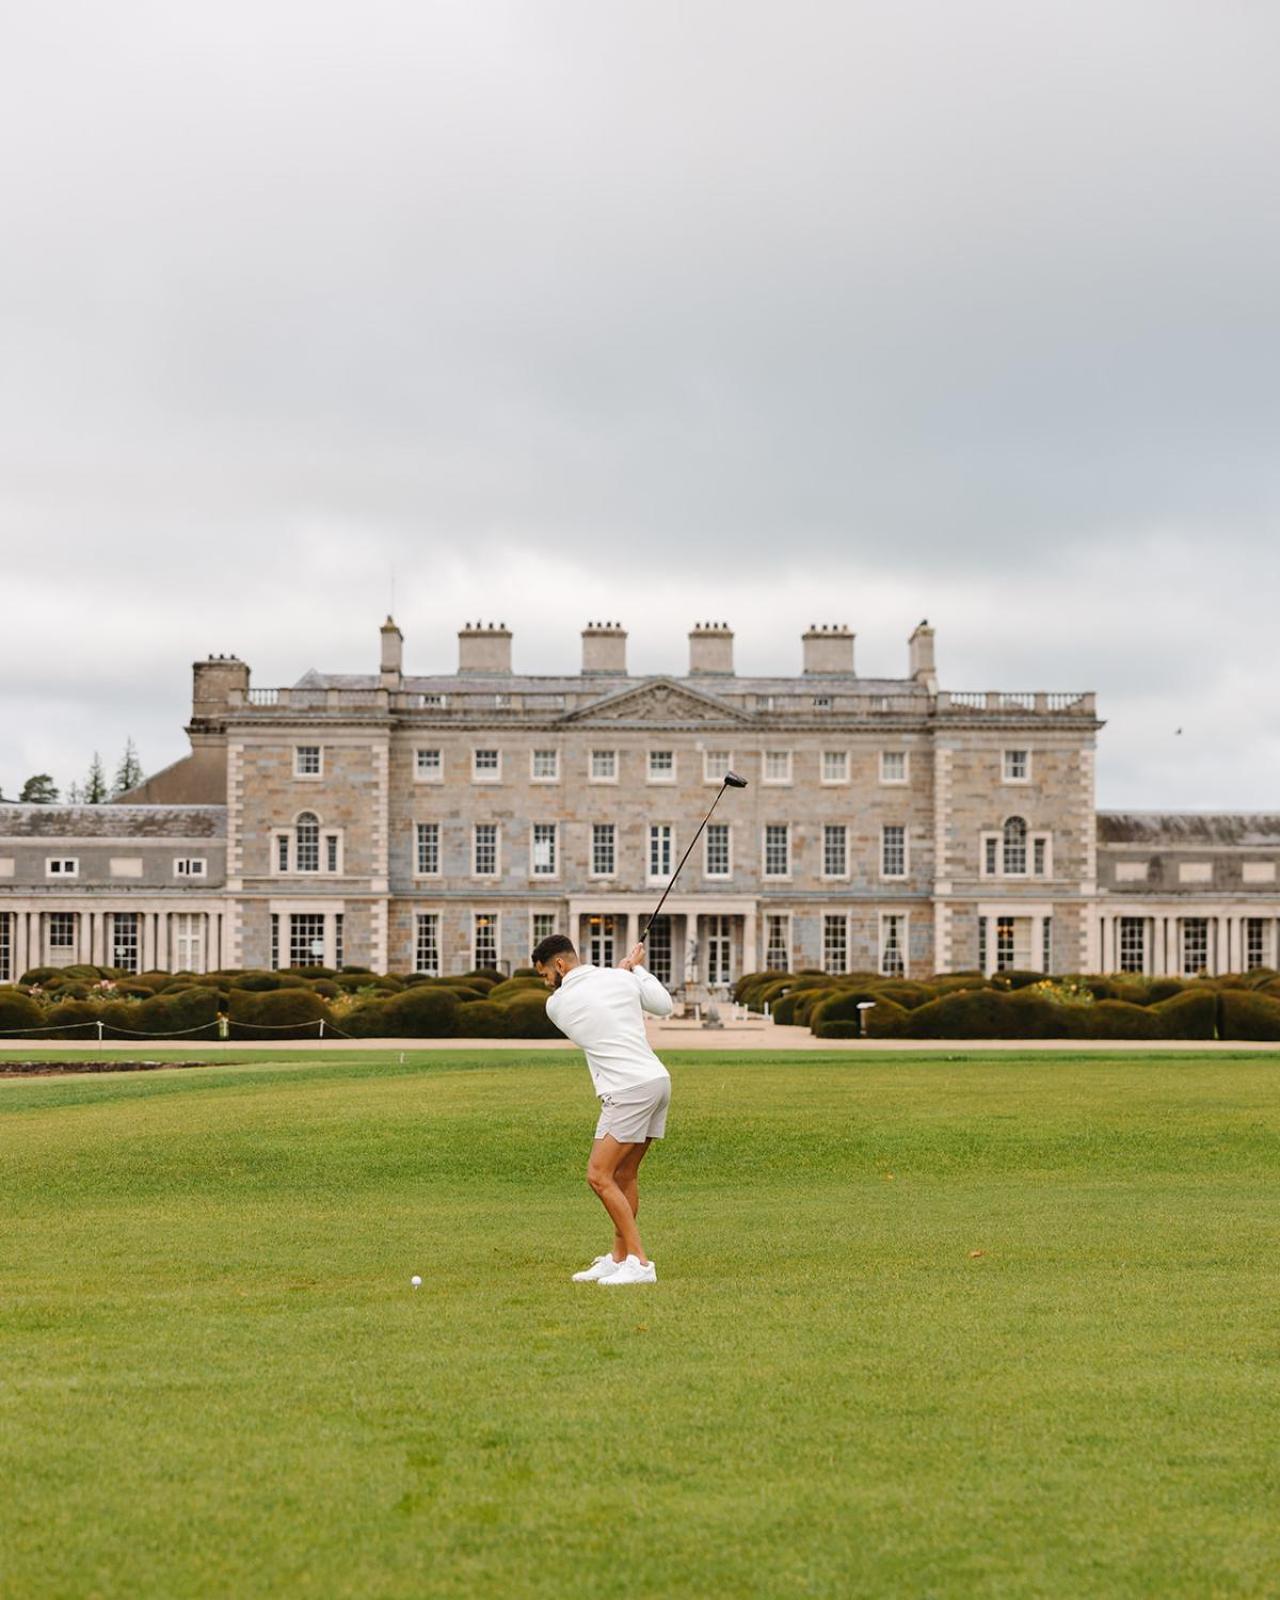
xmin=410 ymin=1275 xmax=422 ymax=1289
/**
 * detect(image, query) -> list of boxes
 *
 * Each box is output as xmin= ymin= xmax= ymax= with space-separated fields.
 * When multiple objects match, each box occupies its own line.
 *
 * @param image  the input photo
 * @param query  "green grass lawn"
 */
xmin=4 ymin=1049 xmax=1280 ymax=1599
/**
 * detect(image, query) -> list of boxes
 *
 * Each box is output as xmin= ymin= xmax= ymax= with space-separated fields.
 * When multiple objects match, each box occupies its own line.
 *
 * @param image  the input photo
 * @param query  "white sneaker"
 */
xmin=598 ymin=1255 xmax=657 ymax=1286
xmin=572 ymin=1255 xmax=624 ymax=1283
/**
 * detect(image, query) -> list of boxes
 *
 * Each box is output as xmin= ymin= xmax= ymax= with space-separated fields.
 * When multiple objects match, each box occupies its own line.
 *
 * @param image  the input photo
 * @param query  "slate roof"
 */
xmin=0 ymin=805 xmax=227 ymax=839
xmin=1097 ymin=812 xmax=1280 ymax=847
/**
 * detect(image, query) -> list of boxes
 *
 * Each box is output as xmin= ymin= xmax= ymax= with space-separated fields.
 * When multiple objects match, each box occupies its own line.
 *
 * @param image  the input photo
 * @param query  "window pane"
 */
xmin=1002 ymin=816 xmax=1027 ymax=875
xmin=765 ymin=915 xmax=789 ymax=970
xmin=882 ymin=825 xmax=905 ymax=877
xmin=592 ymin=823 xmax=616 ymax=875
xmin=706 ymin=823 xmax=730 ymax=876
xmin=532 ymin=750 xmax=558 ymax=779
xmin=416 ymin=749 xmax=442 ymax=777
xmin=415 ymin=913 xmax=440 ymax=975
xmin=532 ymin=822 xmax=557 ymax=874
xmin=474 ymin=823 xmax=498 ymax=875
xmin=648 ymin=750 xmax=674 ymax=779
xmin=296 ymin=813 xmax=319 ymax=872
xmin=822 ymin=751 xmax=848 ymax=782
xmin=290 ymin=913 xmax=325 ymax=967
xmin=649 ymin=824 xmax=672 ymax=877
xmin=1004 ymin=749 xmax=1028 ymax=781
xmin=823 ymin=825 xmax=847 ymax=876
xmin=822 ymin=915 xmax=847 ymax=975
xmin=296 ymin=746 xmax=320 ymax=774
xmin=764 ymin=751 xmax=790 ymax=782
xmin=416 ymin=822 xmax=439 ymax=875
xmin=881 ymin=751 xmax=906 ymax=782
xmin=474 ymin=914 xmax=498 ymax=969
xmin=881 ymin=915 xmax=905 ymax=977
xmin=764 ymin=824 xmax=789 ymax=876
xmin=590 ymin=749 xmax=617 ymax=780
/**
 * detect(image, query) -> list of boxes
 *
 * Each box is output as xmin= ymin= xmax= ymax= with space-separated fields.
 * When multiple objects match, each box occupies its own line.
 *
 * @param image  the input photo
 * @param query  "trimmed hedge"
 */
xmin=228 ymin=987 xmax=329 ymax=1040
xmin=0 ymin=988 xmax=44 ymax=1035
xmin=1219 ymin=990 xmax=1280 ymax=1040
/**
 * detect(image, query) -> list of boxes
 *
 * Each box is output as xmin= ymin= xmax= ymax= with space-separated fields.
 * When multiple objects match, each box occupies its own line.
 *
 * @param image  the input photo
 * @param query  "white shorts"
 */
xmin=594 ymin=1076 xmax=671 ymax=1144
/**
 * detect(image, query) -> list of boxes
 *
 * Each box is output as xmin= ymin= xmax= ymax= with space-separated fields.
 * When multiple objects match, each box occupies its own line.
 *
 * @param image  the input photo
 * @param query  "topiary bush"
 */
xmin=347 ymin=986 xmax=461 ymax=1039
xmin=1219 ymin=990 xmax=1280 ymax=1040
xmin=812 ymin=1019 xmax=861 ymax=1039
xmin=456 ymin=1000 xmax=507 ymax=1038
xmin=228 ymin=987 xmax=328 ymax=1040
xmin=131 ymin=986 xmax=220 ymax=1040
xmin=0 ymin=987 xmax=45 ymax=1037
xmin=501 ymin=991 xmax=565 ymax=1040
xmin=1152 ymin=989 xmax=1217 ymax=1039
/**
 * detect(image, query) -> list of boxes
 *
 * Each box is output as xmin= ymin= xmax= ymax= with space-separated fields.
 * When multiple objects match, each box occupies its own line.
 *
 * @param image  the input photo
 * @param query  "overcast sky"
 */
xmin=2 ymin=1 xmax=1277 ymax=808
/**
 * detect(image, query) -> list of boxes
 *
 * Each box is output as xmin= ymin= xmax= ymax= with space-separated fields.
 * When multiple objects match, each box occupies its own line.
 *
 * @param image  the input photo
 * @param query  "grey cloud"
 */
xmin=1 ymin=1 xmax=1278 ymax=803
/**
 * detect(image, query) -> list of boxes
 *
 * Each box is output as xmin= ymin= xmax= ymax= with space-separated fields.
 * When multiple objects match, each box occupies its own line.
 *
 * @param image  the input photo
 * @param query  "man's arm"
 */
xmin=619 ymin=944 xmax=674 ymax=1017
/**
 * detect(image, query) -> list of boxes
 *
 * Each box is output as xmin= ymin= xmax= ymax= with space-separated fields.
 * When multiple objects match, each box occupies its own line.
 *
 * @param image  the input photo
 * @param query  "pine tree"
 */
xmin=113 ymin=737 xmax=144 ymax=797
xmin=18 ymin=774 xmax=59 ymax=803
xmin=84 ymin=753 xmax=108 ymax=804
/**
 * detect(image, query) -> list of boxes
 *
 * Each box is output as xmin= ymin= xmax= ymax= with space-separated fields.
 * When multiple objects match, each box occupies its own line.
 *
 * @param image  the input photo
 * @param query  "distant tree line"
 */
xmin=0 ymin=739 xmax=145 ymax=805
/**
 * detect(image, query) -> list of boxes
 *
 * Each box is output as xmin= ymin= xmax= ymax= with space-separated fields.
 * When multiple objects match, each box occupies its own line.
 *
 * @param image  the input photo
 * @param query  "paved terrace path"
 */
xmin=1 ymin=1022 xmax=1278 ymax=1053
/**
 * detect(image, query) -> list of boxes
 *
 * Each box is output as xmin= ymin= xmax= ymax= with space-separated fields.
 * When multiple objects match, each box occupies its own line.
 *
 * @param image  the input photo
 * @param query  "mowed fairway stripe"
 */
xmin=3 ymin=1053 xmax=1279 ymax=1599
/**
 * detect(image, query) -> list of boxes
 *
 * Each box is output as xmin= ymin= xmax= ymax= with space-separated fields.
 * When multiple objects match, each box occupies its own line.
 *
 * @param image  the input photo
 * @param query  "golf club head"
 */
xmin=723 ymin=770 xmax=748 ymax=788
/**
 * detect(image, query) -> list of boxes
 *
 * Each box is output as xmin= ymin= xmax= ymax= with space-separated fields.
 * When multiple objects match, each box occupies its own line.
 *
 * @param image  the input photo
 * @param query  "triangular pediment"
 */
xmin=564 ymin=677 xmax=750 ymax=726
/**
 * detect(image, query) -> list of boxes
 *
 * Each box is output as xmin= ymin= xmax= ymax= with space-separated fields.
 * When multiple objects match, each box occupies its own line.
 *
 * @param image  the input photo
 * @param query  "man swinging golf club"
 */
xmin=534 ymin=932 xmax=673 ymax=1285
xmin=533 ymin=769 xmax=748 ymax=1286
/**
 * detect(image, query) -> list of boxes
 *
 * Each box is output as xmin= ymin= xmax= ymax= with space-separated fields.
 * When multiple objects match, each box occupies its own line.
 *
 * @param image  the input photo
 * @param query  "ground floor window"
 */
xmin=978 ymin=916 xmax=987 ymax=973
xmin=705 ymin=915 xmax=732 ymax=986
xmin=995 ymin=916 xmax=1016 ymax=973
xmin=48 ymin=912 xmax=76 ymax=960
xmin=112 ymin=912 xmax=140 ymax=973
xmin=334 ymin=913 xmax=344 ymax=971
xmin=416 ymin=913 xmax=440 ymax=976
xmin=1181 ymin=918 xmax=1209 ymax=977
xmin=880 ymin=914 xmax=906 ymax=977
xmin=765 ymin=914 xmax=789 ymax=971
xmin=0 ymin=913 xmax=10 ymax=982
xmin=474 ymin=913 xmax=498 ymax=971
xmin=531 ymin=911 xmax=556 ymax=955
xmin=822 ymin=914 xmax=848 ymax=976
xmin=1246 ymin=918 xmax=1266 ymax=971
xmin=1119 ymin=917 xmax=1145 ymax=974
xmin=586 ymin=914 xmax=617 ymax=968
xmin=648 ymin=915 xmax=672 ymax=986
xmin=290 ymin=913 xmax=326 ymax=968
xmin=173 ymin=913 xmax=204 ymax=972
xmin=1042 ymin=914 xmax=1053 ymax=974
xmin=270 ymin=914 xmax=279 ymax=971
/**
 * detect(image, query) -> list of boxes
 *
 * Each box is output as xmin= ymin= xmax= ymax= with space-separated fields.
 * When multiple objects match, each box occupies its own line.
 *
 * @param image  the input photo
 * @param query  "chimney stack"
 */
xmin=380 ymin=615 xmax=403 ymax=689
xmin=458 ymin=621 xmax=512 ymax=675
xmin=688 ymin=622 xmax=734 ymax=676
xmin=191 ymin=655 xmax=250 ymax=722
xmin=908 ymin=620 xmax=937 ymax=691
xmin=801 ymin=624 xmax=854 ymax=676
xmin=581 ymin=621 xmax=628 ymax=675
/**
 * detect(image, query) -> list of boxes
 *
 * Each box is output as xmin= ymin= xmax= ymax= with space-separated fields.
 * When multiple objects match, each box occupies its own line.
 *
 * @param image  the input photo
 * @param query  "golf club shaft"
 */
xmin=639 ymin=781 xmax=728 ymax=946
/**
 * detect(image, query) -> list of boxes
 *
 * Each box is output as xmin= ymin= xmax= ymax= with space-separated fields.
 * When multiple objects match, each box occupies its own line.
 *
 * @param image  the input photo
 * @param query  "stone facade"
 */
xmin=2 ymin=619 xmax=1278 ymax=986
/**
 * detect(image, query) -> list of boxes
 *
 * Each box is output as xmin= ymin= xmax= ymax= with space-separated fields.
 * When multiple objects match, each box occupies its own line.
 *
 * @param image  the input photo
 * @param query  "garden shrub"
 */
xmin=1076 ymin=1000 xmax=1164 ymax=1039
xmin=133 ymin=986 xmax=220 ymax=1040
xmin=228 ymin=987 xmax=328 ymax=1039
xmin=1219 ymin=990 xmax=1280 ymax=1040
xmin=991 ymin=969 xmax=1045 ymax=991
xmin=20 ymin=966 xmax=59 ymax=986
xmin=1146 ymin=979 xmax=1187 ymax=1004
xmin=872 ymin=980 xmax=936 ymax=1009
xmin=791 ymin=988 xmax=839 ymax=1026
xmin=486 ymin=978 xmax=547 ymax=1004
xmin=812 ymin=1019 xmax=861 ymax=1039
xmin=864 ymin=999 xmax=910 ymax=1038
xmin=456 ymin=1000 xmax=507 ymax=1037
xmin=809 ymin=990 xmax=884 ymax=1033
xmin=1152 ymin=989 xmax=1217 ymax=1038
xmin=45 ymin=1000 xmax=101 ymax=1036
xmin=501 ymin=991 xmax=564 ymax=1039
xmin=354 ymin=985 xmax=461 ymax=1039
xmin=0 ymin=988 xmax=44 ymax=1036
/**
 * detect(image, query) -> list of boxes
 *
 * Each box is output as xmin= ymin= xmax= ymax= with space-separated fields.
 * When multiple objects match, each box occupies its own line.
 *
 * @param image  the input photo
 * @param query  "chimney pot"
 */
xmin=458 ymin=622 xmax=513 ymax=675
xmin=581 ymin=620 xmax=628 ymax=676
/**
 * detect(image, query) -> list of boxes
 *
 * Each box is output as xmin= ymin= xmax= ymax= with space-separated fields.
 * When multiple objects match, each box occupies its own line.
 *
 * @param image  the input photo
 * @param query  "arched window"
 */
xmin=1002 ymin=815 xmax=1027 ymax=876
xmin=296 ymin=812 xmax=320 ymax=873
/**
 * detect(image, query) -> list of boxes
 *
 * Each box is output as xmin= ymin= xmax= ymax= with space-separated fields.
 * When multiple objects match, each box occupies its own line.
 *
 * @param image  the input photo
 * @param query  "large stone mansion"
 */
xmin=2 ymin=619 xmax=1278 ymax=987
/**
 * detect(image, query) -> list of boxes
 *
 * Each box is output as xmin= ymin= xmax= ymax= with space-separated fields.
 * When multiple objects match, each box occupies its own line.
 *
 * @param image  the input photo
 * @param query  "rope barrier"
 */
xmin=0 ymin=1017 xmax=358 ymax=1040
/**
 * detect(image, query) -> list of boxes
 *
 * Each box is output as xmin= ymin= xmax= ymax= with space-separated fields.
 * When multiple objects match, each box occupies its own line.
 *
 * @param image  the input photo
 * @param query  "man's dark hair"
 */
xmin=531 ymin=933 xmax=577 ymax=967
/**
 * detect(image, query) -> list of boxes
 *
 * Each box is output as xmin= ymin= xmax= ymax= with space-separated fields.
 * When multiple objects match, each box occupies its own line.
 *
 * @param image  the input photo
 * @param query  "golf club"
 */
xmin=639 ymin=771 xmax=749 ymax=944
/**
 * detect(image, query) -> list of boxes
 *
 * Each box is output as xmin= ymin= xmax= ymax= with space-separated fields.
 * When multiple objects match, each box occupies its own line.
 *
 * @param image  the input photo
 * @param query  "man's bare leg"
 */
xmin=611 ymin=1139 xmax=652 ymax=1260
xmin=586 ymin=1135 xmax=650 ymax=1264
